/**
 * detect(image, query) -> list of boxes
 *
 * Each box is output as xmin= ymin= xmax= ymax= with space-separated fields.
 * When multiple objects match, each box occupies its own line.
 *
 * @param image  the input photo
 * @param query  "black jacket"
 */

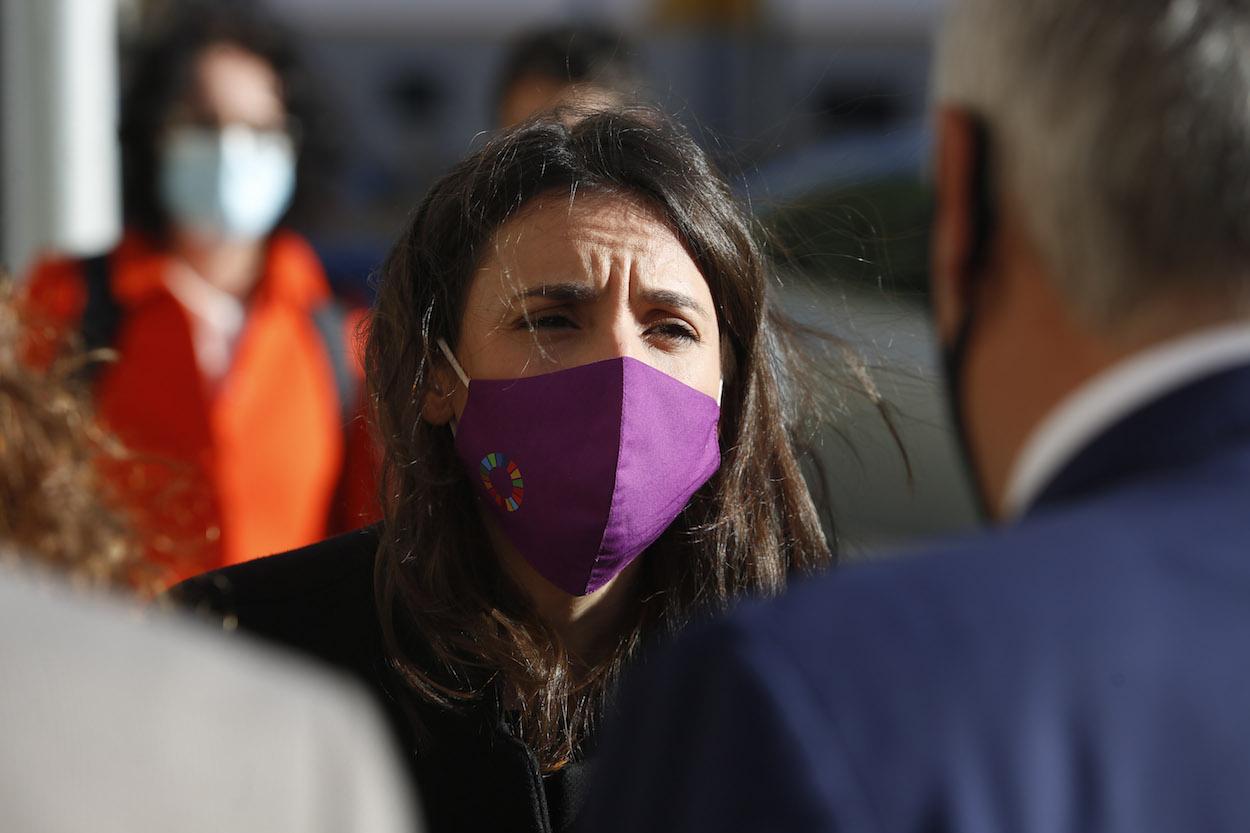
xmin=172 ymin=526 xmax=590 ymax=833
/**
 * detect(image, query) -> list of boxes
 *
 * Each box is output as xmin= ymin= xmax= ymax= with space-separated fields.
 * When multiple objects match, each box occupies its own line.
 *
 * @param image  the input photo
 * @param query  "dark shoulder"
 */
xmin=729 ymin=490 xmax=1207 ymax=701
xmin=169 ymin=525 xmax=382 ymax=675
xmin=173 ymin=524 xmax=379 ymax=607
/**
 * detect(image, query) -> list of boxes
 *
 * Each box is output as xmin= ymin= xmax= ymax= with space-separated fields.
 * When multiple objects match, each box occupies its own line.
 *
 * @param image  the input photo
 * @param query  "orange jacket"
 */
xmin=26 ymin=230 xmax=378 ymax=585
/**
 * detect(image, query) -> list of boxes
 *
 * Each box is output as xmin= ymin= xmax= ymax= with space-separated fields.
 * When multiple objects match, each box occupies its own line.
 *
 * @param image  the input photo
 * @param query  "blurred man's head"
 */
xmin=930 ymin=0 xmax=1250 ymax=515
xmin=494 ymin=26 xmax=642 ymax=127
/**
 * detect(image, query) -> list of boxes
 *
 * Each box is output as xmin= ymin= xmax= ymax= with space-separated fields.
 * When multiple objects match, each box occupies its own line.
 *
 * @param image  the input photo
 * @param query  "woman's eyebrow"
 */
xmin=516 ymin=283 xmax=599 ymax=303
xmin=514 ymin=284 xmax=711 ymax=319
xmin=640 ymin=289 xmax=711 ymax=320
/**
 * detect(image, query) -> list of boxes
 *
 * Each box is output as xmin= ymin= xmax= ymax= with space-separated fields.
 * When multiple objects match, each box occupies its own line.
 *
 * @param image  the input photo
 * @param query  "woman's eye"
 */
xmin=521 ymin=313 xmax=577 ymax=331
xmin=647 ymin=321 xmax=699 ymax=342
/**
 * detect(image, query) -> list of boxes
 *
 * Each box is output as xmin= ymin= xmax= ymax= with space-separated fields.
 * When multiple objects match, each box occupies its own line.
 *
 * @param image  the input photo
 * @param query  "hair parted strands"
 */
xmin=366 ymin=108 xmax=873 ymax=770
xmin=0 ymin=282 xmax=146 ymax=593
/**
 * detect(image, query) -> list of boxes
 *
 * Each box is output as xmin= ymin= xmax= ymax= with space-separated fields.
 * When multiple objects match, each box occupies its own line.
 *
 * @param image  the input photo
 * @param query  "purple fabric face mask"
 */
xmin=438 ymin=340 xmax=721 ymax=596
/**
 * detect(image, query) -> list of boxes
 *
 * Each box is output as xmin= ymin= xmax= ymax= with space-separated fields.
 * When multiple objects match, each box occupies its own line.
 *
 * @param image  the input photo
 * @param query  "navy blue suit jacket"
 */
xmin=584 ymin=364 xmax=1250 ymax=832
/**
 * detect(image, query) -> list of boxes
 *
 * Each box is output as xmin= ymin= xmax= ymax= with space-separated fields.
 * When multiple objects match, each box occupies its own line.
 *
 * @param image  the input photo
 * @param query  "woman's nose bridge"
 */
xmin=591 ymin=297 xmax=642 ymax=361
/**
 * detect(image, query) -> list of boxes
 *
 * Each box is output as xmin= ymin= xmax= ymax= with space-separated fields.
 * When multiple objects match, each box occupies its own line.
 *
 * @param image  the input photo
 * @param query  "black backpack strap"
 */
xmin=79 ymin=254 xmax=121 ymax=369
xmin=309 ymin=299 xmax=360 ymax=425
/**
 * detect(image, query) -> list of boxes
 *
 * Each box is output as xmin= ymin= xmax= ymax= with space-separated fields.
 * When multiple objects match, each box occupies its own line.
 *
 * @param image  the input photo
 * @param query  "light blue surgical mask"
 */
xmin=159 ymin=124 xmax=296 ymax=242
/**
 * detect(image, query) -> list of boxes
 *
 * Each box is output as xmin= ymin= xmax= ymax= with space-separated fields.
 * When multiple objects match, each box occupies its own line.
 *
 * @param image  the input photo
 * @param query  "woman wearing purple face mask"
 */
xmin=174 ymin=108 xmax=882 ymax=833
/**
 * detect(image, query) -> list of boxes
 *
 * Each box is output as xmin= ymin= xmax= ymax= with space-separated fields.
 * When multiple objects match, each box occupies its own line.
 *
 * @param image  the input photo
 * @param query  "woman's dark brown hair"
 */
xmin=367 ymin=108 xmax=863 ymax=769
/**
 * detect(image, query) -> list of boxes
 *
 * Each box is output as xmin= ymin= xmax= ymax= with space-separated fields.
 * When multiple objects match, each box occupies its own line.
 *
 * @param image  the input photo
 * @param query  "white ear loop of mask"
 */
xmin=436 ymin=338 xmax=470 ymax=436
xmin=437 ymin=338 xmax=471 ymax=388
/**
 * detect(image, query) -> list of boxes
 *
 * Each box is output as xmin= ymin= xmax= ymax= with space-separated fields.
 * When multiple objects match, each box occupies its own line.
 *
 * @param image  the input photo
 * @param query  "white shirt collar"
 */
xmin=1003 ymin=322 xmax=1250 ymax=519
xmin=163 ymin=260 xmax=248 ymax=384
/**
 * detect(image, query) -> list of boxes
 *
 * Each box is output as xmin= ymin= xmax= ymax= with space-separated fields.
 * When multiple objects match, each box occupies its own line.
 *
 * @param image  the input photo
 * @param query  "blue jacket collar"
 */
xmin=1030 ymin=362 xmax=1250 ymax=514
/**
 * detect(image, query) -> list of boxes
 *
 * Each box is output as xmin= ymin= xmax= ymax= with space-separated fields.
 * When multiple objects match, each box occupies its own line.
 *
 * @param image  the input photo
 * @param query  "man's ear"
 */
xmin=420 ymin=361 xmax=459 ymax=426
xmin=932 ymin=106 xmax=989 ymax=344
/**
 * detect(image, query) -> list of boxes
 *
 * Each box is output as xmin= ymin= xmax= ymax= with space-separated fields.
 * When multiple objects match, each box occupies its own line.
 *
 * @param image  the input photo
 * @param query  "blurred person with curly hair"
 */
xmin=0 ymin=282 xmax=143 ymax=591
xmin=0 ymin=280 xmax=421 ymax=833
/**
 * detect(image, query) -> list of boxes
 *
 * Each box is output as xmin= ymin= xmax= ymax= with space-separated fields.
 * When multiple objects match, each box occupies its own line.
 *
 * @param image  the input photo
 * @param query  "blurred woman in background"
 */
xmin=24 ymin=2 xmax=375 ymax=586
xmin=176 ymin=108 xmax=872 ymax=832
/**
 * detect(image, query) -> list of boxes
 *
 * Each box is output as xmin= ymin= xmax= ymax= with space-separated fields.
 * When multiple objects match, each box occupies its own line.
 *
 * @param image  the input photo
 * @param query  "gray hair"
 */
xmin=935 ymin=0 xmax=1250 ymax=323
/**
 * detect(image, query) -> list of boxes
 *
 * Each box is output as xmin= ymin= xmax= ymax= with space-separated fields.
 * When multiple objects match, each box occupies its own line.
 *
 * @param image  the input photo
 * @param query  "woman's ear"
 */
xmin=420 ymin=362 xmax=459 ymax=425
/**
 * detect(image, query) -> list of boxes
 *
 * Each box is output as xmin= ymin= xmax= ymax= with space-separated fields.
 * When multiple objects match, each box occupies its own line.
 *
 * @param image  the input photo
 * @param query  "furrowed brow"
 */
xmin=641 ymin=288 xmax=712 ymax=320
xmin=516 ymin=283 xmax=600 ymax=304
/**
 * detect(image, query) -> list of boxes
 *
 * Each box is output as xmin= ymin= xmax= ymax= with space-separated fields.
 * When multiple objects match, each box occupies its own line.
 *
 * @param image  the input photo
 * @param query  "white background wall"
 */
xmin=1 ymin=0 xmax=122 ymax=274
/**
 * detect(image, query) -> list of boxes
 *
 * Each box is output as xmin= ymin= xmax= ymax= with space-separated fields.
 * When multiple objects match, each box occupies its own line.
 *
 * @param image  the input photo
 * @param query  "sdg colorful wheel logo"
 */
xmin=479 ymin=453 xmax=525 ymax=512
